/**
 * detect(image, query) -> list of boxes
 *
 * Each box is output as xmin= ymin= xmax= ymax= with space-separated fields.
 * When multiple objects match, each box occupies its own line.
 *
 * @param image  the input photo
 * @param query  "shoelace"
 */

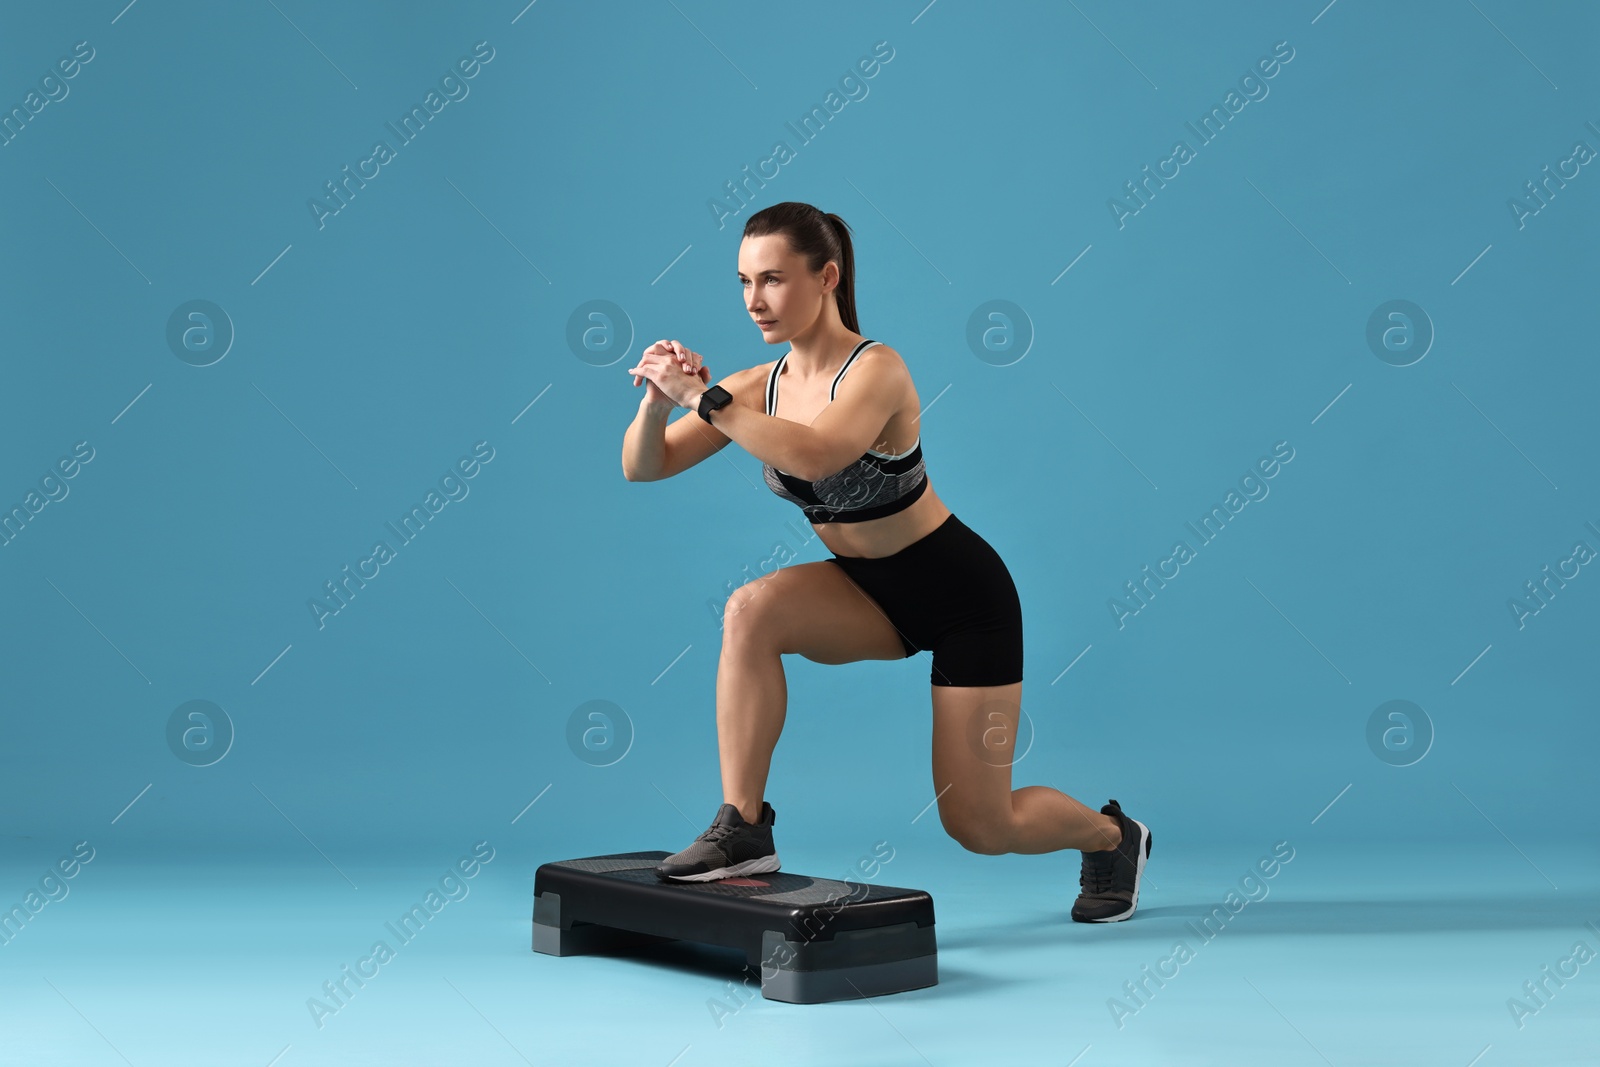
xmin=1079 ymin=849 xmax=1118 ymax=895
xmin=697 ymin=821 xmax=738 ymax=844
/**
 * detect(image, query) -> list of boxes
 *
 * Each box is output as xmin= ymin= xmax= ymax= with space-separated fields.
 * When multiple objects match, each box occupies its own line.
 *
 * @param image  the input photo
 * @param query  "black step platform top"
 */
xmin=532 ymin=851 xmax=939 ymax=1003
xmin=535 ymin=851 xmax=933 ymax=940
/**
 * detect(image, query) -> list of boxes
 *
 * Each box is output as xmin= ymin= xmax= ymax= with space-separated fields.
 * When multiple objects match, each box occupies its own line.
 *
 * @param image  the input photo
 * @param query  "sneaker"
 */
xmin=655 ymin=801 xmax=781 ymax=882
xmin=1070 ymin=798 xmax=1152 ymax=923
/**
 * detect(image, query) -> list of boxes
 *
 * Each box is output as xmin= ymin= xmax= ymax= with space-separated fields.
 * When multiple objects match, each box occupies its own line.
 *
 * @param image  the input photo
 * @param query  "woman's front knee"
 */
xmin=720 ymin=577 xmax=786 ymax=647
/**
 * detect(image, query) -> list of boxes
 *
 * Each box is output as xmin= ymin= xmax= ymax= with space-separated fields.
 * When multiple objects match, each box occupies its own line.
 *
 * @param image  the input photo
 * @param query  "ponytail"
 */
xmin=823 ymin=213 xmax=859 ymax=335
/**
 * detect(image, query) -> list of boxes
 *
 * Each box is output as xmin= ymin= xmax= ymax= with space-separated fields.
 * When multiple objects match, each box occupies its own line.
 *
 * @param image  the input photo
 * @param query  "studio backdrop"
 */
xmin=1 ymin=0 xmax=1594 ymax=870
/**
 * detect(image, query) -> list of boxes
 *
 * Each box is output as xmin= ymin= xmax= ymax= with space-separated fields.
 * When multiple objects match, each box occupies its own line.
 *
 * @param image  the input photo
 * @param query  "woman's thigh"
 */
xmin=930 ymin=681 xmax=1024 ymax=846
xmin=722 ymin=560 xmax=914 ymax=665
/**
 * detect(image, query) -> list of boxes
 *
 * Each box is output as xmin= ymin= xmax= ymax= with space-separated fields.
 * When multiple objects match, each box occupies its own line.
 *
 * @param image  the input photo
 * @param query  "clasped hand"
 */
xmin=628 ymin=340 xmax=711 ymax=409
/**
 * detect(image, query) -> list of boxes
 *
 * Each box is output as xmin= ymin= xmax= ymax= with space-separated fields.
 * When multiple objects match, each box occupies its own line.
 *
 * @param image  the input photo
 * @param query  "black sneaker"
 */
xmin=654 ymin=801 xmax=781 ymax=882
xmin=1070 ymin=798 xmax=1152 ymax=923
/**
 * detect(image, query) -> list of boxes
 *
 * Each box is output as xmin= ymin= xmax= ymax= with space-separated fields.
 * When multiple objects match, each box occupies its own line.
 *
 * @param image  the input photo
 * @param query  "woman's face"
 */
xmin=738 ymin=233 xmax=836 ymax=344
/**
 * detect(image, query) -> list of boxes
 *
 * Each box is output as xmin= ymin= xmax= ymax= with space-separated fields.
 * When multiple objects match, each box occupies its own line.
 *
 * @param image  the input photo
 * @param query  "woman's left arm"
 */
xmin=633 ymin=342 xmax=904 ymax=481
xmin=631 ymin=343 xmax=820 ymax=477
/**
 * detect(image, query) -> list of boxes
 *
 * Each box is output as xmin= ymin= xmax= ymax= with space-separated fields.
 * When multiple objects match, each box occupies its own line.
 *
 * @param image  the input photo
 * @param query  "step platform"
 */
xmin=532 ymin=851 xmax=937 ymax=1003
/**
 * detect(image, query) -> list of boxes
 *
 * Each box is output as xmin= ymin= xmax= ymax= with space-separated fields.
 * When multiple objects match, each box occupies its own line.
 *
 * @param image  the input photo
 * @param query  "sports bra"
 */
xmin=761 ymin=338 xmax=928 ymax=524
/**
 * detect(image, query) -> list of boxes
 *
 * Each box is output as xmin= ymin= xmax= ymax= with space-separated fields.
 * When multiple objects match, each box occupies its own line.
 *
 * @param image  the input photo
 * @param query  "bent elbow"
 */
xmin=623 ymin=464 xmax=661 ymax=483
xmin=788 ymin=450 xmax=820 ymax=483
xmin=794 ymin=453 xmax=840 ymax=483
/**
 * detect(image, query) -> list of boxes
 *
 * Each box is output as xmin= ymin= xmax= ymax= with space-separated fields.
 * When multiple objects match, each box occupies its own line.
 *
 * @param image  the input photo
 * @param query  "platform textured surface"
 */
xmin=542 ymin=851 xmax=921 ymax=906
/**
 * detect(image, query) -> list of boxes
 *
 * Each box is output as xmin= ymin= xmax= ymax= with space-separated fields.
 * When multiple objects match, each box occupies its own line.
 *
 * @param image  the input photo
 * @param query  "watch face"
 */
xmin=698 ymin=386 xmax=731 ymax=420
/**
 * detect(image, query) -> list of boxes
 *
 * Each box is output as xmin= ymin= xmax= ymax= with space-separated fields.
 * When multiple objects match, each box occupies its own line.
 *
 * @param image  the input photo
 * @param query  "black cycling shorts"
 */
xmin=826 ymin=513 xmax=1024 ymax=687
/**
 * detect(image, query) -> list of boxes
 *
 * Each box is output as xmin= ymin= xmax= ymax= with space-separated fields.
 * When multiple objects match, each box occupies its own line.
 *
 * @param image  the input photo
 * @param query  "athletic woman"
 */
xmin=621 ymin=201 xmax=1152 ymax=922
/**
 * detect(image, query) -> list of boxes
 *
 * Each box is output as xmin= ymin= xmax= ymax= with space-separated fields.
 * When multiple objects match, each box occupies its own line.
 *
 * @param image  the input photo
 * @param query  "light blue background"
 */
xmin=2 ymin=2 xmax=1596 ymax=1064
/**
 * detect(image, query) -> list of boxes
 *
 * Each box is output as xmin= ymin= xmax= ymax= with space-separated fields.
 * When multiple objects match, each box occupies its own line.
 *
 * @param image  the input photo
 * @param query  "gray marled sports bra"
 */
xmin=761 ymin=339 xmax=928 ymax=524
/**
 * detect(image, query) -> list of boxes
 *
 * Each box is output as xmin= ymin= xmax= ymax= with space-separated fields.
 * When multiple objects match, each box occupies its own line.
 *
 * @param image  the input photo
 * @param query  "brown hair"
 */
xmin=742 ymin=202 xmax=859 ymax=334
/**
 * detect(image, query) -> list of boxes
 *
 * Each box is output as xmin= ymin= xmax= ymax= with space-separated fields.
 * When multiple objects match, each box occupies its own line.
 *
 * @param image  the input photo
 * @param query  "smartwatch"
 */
xmin=697 ymin=384 xmax=733 ymax=424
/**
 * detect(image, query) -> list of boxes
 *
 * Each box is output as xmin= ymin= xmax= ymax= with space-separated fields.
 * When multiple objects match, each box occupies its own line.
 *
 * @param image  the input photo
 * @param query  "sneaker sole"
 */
xmin=657 ymin=853 xmax=781 ymax=883
xmin=1078 ymin=820 xmax=1152 ymax=923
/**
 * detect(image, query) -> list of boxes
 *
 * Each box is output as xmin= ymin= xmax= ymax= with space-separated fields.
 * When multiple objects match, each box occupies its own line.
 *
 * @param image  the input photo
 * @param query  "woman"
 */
xmin=622 ymin=201 xmax=1152 ymax=922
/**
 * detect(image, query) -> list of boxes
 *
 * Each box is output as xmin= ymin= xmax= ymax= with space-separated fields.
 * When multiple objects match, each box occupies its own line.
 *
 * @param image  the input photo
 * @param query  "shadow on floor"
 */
xmin=934 ymin=894 xmax=1600 ymax=951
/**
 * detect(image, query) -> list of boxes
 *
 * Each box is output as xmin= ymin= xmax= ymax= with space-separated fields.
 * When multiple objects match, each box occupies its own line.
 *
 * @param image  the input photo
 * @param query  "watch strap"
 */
xmin=697 ymin=385 xmax=733 ymax=423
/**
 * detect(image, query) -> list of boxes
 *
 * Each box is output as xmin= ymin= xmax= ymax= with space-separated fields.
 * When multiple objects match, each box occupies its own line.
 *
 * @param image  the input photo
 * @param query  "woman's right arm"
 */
xmin=622 ymin=398 xmax=675 ymax=481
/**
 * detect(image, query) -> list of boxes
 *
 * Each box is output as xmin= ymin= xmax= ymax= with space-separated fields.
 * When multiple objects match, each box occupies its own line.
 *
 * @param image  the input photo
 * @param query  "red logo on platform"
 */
xmin=717 ymin=877 xmax=770 ymax=886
